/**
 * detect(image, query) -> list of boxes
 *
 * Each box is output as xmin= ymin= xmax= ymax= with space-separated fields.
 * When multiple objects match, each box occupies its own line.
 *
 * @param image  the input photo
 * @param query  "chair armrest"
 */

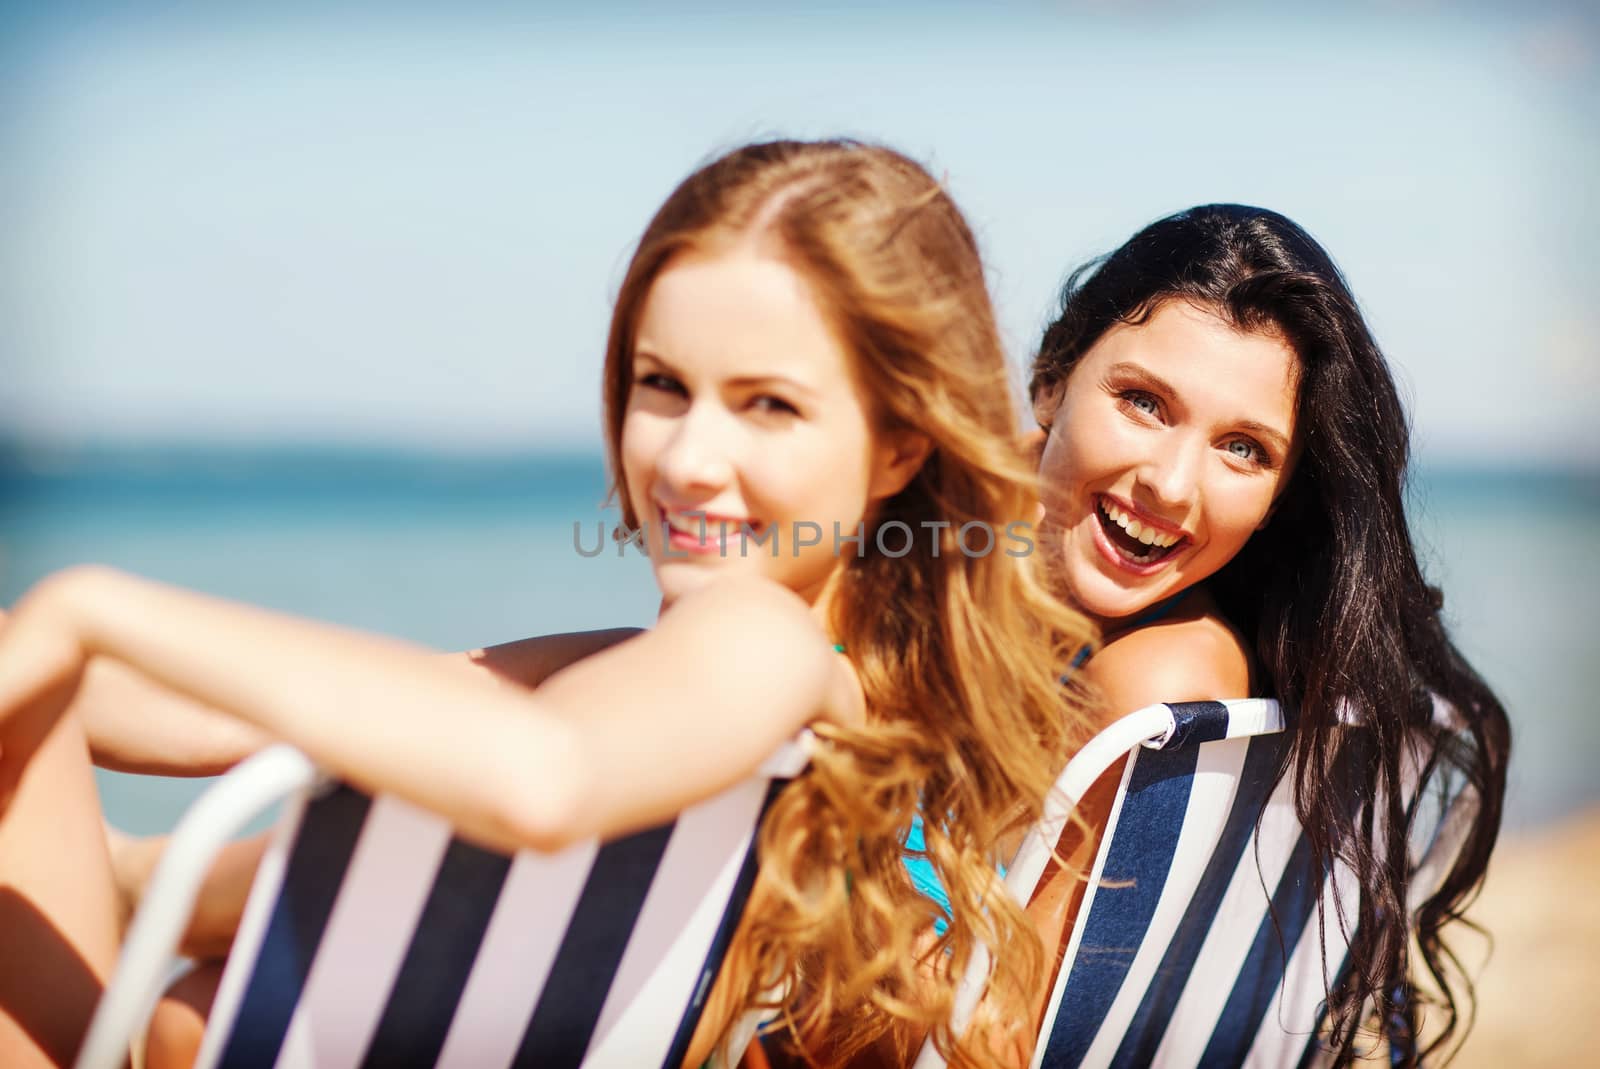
xmin=75 ymin=745 xmax=320 ymax=1069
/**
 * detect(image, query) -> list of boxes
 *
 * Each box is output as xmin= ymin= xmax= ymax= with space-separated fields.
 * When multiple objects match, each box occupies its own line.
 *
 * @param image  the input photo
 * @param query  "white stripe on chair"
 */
xmin=585 ymin=776 xmax=769 ymax=1064
xmin=1244 ymin=735 xmax=1445 ymax=1069
xmin=275 ymin=794 xmax=455 ymax=1068
xmin=1241 ymin=854 xmax=1359 ymax=1069
xmin=1074 ymin=736 xmax=1258 ymax=1067
xmin=87 ymin=741 xmax=806 ymax=1069
xmin=193 ymin=791 xmax=312 ymax=1069
xmin=1024 ymin=706 xmax=1289 ymax=1069
xmin=1148 ymin=769 xmax=1301 ymax=1066
xmin=432 ymin=840 xmax=601 ymax=1069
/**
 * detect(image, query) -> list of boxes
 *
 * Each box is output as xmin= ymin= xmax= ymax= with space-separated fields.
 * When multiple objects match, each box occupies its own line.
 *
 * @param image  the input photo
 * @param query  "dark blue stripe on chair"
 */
xmin=1162 ymin=700 xmax=1233 ymax=750
xmin=357 ymin=839 xmax=514 ymax=1069
xmin=658 ymin=779 xmax=789 ymax=1069
xmin=216 ymin=786 xmax=372 ymax=1069
xmin=1107 ymin=731 xmax=1290 ymax=1068
xmin=1040 ymin=745 xmax=1200 ymax=1069
xmin=510 ymin=822 xmax=676 ymax=1068
xmin=1198 ymin=830 xmax=1322 ymax=1065
xmin=1200 ymin=733 xmax=1372 ymax=1067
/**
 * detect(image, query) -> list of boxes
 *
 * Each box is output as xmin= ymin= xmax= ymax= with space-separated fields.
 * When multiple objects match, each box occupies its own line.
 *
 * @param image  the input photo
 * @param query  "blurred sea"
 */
xmin=1 ymin=446 xmax=1595 ymax=835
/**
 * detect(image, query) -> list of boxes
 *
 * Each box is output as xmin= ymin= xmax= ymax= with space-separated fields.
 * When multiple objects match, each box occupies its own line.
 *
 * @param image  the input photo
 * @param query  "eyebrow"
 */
xmin=632 ymin=349 xmax=820 ymax=398
xmin=1233 ymin=419 xmax=1292 ymax=457
xmin=1106 ymin=361 xmax=1292 ymax=457
xmin=1107 ymin=360 xmax=1178 ymax=399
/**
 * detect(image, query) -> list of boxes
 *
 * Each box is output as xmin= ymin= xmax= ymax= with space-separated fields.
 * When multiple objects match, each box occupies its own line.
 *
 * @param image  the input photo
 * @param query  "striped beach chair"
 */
xmin=920 ymin=698 xmax=1472 ymax=1069
xmin=76 ymin=740 xmax=808 ymax=1069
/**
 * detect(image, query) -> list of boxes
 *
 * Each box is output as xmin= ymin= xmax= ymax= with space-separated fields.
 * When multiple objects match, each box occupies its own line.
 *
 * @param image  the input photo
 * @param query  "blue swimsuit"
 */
xmin=903 ymin=592 xmax=1190 ymax=930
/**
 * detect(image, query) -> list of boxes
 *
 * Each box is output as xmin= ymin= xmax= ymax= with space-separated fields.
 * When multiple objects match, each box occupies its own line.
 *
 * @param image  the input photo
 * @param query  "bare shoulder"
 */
xmin=656 ymin=577 xmax=860 ymax=726
xmin=458 ymin=628 xmax=644 ymax=689
xmin=658 ymin=576 xmax=829 ymax=662
xmin=1087 ymin=596 xmax=1252 ymax=719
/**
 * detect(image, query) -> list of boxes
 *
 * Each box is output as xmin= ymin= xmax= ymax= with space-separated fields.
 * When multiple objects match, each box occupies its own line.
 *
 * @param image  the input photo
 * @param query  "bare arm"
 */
xmin=0 ymin=609 xmax=268 ymax=776
xmin=91 ymin=632 xmax=645 ymax=961
xmin=77 ymin=659 xmax=275 ymax=776
xmin=1 ymin=567 xmax=841 ymax=853
xmin=8 ymin=587 xmax=640 ymax=778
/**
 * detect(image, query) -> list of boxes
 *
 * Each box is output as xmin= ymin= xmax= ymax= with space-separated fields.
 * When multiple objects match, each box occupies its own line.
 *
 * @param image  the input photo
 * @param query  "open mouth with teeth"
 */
xmin=1096 ymin=496 xmax=1186 ymax=566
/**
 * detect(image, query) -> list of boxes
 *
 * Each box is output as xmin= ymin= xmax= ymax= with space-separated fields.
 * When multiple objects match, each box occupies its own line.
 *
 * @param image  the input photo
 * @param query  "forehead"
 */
xmin=633 ymin=247 xmax=856 ymax=390
xmin=1079 ymin=301 xmax=1299 ymax=420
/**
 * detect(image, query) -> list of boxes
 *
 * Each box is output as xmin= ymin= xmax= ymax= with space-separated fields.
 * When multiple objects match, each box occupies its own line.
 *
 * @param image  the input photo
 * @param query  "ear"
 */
xmin=867 ymin=429 xmax=933 ymax=501
xmin=1016 ymin=428 xmax=1049 ymax=524
xmin=1017 ymin=427 xmax=1047 ymax=469
xmin=1031 ymin=381 xmax=1064 ymax=429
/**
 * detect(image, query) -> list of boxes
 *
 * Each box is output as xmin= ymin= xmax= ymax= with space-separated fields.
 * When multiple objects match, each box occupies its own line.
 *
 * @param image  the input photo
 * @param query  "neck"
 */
xmin=804 ymin=567 xmax=845 ymax=629
xmin=653 ymin=567 xmax=845 ymax=624
xmin=1079 ymin=586 xmax=1195 ymax=640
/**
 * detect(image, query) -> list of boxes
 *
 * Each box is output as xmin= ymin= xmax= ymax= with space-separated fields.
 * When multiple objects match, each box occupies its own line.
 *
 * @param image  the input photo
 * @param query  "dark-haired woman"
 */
xmin=1025 ymin=204 xmax=1510 ymax=1066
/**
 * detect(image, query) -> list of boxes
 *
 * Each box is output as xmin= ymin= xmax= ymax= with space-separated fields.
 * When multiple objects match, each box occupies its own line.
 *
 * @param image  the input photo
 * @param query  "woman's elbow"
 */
xmin=479 ymin=727 xmax=595 ymax=854
xmin=487 ymin=789 xmax=587 ymax=855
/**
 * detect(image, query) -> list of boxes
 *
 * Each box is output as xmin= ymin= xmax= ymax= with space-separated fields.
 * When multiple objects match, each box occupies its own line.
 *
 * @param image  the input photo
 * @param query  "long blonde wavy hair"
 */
xmin=601 ymin=140 xmax=1095 ymax=1068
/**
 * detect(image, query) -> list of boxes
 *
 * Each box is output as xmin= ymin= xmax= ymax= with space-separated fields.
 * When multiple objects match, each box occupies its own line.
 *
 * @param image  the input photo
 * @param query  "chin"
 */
xmin=1068 ymin=566 xmax=1159 ymax=624
xmin=652 ymin=563 xmax=713 ymax=605
xmin=656 ymin=557 xmax=773 ymax=603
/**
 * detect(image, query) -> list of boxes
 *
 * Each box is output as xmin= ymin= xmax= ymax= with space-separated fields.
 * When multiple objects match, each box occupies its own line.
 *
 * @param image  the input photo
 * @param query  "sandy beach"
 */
xmin=1451 ymin=806 xmax=1600 ymax=1068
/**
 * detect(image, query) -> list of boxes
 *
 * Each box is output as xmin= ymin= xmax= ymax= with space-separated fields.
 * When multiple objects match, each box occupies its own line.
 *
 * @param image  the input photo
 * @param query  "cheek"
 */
xmin=1036 ymin=433 xmax=1070 ymax=487
xmin=1038 ymin=419 xmax=1089 ymax=486
xmin=618 ymin=414 xmax=662 ymax=498
xmin=762 ymin=456 xmax=863 ymax=522
xmin=798 ymin=420 xmax=874 ymax=508
xmin=1206 ymin=482 xmax=1279 ymax=550
xmin=1041 ymin=417 xmax=1129 ymax=504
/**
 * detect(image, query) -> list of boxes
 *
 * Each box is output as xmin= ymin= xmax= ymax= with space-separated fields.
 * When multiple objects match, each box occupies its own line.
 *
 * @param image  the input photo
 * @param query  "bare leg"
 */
xmin=144 ymin=964 xmax=222 ymax=1069
xmin=102 ymin=822 xmax=268 ymax=1069
xmin=0 ymin=705 xmax=124 ymax=1068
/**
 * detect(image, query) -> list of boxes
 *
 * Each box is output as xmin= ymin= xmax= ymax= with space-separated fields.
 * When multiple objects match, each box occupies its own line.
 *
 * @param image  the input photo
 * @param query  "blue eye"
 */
xmin=1122 ymin=391 xmax=1159 ymax=416
xmin=751 ymin=394 xmax=800 ymax=416
xmin=1226 ymin=438 xmax=1266 ymax=464
xmin=636 ymin=372 xmax=685 ymax=396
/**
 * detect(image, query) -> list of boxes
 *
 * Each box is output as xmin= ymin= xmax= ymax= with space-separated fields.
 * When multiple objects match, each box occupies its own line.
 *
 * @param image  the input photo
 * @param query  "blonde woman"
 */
xmin=0 ymin=140 xmax=1094 ymax=1069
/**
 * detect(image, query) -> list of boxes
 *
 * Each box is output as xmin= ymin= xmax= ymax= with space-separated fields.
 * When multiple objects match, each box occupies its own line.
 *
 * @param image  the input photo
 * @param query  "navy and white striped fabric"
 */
xmin=193 ymin=744 xmax=807 ymax=1069
xmin=1029 ymin=699 xmax=1472 ymax=1069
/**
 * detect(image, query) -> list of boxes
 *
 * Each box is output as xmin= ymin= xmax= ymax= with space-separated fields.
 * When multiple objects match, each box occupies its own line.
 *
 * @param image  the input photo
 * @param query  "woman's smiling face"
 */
xmin=1033 ymin=300 xmax=1301 ymax=626
xmin=621 ymin=244 xmax=920 ymax=609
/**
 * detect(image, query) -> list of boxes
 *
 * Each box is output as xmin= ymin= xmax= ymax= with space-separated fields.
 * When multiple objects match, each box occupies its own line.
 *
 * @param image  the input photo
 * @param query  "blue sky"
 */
xmin=3 ymin=3 xmax=1596 ymax=465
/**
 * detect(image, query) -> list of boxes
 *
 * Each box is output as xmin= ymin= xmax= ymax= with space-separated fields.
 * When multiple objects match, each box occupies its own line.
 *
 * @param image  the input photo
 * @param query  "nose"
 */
xmin=1137 ymin=431 xmax=1203 ymax=513
xmin=654 ymin=404 xmax=735 ymax=496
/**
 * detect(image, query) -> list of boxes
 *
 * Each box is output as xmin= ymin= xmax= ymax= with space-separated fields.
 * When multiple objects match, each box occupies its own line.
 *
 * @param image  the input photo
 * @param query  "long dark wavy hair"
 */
xmin=1029 ymin=205 xmax=1511 ymax=1065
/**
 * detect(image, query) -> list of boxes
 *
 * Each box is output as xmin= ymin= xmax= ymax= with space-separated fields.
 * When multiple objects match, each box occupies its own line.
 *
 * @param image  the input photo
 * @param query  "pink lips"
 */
xmin=659 ymin=507 xmax=753 ymax=556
